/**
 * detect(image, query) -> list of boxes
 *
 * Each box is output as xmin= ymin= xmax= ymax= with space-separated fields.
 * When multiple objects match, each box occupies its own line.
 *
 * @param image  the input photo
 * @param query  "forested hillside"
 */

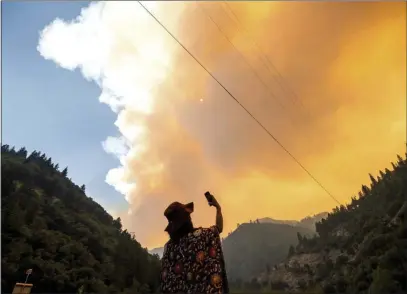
xmin=1 ymin=145 xmax=161 ymax=293
xmin=149 ymin=213 xmax=326 ymax=259
xmin=3 ymin=143 xmax=405 ymax=294
xmin=223 ymin=221 xmax=314 ymax=287
xmin=258 ymin=212 xmax=329 ymax=232
xmin=149 ymin=247 xmax=165 ymax=258
xmin=262 ymin=153 xmax=407 ymax=294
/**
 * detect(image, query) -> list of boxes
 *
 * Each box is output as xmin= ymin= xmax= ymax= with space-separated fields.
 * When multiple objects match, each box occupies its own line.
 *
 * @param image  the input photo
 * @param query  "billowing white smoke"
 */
xmin=38 ymin=2 xmax=185 ymax=207
xmin=38 ymin=1 xmax=406 ymax=248
xmin=38 ymin=2 xmax=226 ymax=248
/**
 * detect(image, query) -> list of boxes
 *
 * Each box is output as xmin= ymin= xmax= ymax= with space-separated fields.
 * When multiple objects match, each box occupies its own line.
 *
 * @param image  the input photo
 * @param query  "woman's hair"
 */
xmin=168 ymin=215 xmax=194 ymax=242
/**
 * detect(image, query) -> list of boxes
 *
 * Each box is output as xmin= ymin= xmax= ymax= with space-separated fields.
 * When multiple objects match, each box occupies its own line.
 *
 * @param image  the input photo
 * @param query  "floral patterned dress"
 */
xmin=160 ymin=226 xmax=229 ymax=293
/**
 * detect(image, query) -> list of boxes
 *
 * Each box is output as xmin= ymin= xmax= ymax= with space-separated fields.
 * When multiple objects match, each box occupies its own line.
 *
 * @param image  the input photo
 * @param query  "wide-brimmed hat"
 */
xmin=164 ymin=202 xmax=194 ymax=233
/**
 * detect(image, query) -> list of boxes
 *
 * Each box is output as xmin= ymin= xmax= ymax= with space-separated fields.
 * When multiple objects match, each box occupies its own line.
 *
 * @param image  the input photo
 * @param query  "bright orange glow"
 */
xmin=38 ymin=2 xmax=406 ymax=249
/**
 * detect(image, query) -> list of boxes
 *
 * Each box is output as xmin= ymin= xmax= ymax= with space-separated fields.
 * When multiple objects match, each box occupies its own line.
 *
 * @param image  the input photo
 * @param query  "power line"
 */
xmin=222 ymin=2 xmax=301 ymax=106
xmin=217 ymin=2 xmax=299 ymax=108
xmin=197 ymin=3 xmax=287 ymax=111
xmin=137 ymin=1 xmax=341 ymax=206
xmin=222 ymin=2 xmax=307 ymax=111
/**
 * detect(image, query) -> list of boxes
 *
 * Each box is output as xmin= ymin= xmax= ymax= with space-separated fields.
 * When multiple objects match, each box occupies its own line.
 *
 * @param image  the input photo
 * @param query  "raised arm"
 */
xmin=215 ymin=205 xmax=223 ymax=233
xmin=207 ymin=193 xmax=223 ymax=233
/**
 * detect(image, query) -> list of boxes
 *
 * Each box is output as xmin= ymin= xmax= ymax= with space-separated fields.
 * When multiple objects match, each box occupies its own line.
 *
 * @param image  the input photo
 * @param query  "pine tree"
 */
xmin=288 ymin=245 xmax=295 ymax=257
xmin=17 ymin=147 xmax=27 ymax=158
xmin=1 ymin=144 xmax=10 ymax=152
xmin=297 ymin=232 xmax=303 ymax=243
xmin=46 ymin=158 xmax=52 ymax=167
xmin=369 ymin=173 xmax=377 ymax=186
xmin=62 ymin=167 xmax=68 ymax=177
xmin=397 ymin=155 xmax=403 ymax=164
xmin=361 ymin=185 xmax=369 ymax=196
xmin=113 ymin=217 xmax=122 ymax=231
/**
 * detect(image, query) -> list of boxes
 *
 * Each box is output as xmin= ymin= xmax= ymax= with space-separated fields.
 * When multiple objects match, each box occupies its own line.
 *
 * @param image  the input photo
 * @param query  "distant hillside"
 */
xmin=258 ymin=218 xmax=298 ymax=226
xmin=148 ymin=214 xmax=326 ymax=259
xmin=148 ymin=214 xmax=328 ymax=260
xmin=259 ymin=153 xmax=407 ymax=294
xmin=222 ymin=222 xmax=314 ymax=284
xmin=258 ymin=212 xmax=329 ymax=232
xmin=298 ymin=212 xmax=329 ymax=231
xmin=149 ymin=247 xmax=164 ymax=258
xmin=1 ymin=145 xmax=161 ymax=293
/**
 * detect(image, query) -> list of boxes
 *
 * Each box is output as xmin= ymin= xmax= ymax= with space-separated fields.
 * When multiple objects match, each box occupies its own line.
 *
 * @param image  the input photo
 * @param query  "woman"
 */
xmin=160 ymin=192 xmax=229 ymax=293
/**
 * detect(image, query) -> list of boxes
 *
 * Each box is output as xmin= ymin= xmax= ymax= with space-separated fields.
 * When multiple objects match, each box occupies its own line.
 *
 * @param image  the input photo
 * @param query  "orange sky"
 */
xmin=39 ymin=1 xmax=406 ymax=249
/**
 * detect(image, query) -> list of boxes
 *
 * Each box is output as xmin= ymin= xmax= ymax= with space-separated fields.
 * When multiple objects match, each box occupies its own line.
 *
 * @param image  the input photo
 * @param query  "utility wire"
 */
xmin=222 ymin=2 xmax=306 ymax=110
xmin=219 ymin=2 xmax=299 ymax=108
xmin=137 ymin=1 xmax=341 ymax=206
xmin=197 ymin=3 xmax=287 ymax=111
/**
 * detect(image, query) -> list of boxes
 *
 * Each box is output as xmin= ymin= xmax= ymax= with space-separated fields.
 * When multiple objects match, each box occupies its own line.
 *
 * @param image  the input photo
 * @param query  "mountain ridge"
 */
xmin=254 ymin=154 xmax=407 ymax=293
xmin=258 ymin=212 xmax=329 ymax=231
xmin=149 ymin=213 xmax=328 ymax=257
xmin=223 ymin=222 xmax=315 ymax=283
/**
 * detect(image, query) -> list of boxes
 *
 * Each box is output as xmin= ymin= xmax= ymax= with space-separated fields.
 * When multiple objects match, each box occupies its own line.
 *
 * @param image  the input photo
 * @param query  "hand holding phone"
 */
xmin=204 ymin=191 xmax=219 ymax=208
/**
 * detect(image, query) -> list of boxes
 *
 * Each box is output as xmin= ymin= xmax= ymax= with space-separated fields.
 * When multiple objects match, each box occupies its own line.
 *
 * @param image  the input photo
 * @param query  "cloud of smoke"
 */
xmin=38 ymin=1 xmax=405 ymax=248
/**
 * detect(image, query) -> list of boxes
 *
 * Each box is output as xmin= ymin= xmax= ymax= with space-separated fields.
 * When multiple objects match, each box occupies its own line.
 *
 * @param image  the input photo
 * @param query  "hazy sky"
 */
xmin=4 ymin=1 xmax=406 ymax=249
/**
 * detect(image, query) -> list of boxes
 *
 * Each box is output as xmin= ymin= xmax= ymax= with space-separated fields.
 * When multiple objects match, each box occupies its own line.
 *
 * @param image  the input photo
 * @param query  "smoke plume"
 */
xmin=38 ymin=1 xmax=406 ymax=248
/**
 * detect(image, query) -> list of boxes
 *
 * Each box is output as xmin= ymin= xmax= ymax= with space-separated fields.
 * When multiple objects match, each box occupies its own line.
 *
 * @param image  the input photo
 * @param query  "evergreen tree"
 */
xmin=17 ymin=147 xmax=27 ymax=158
xmin=369 ymin=173 xmax=377 ymax=186
xmin=288 ymin=245 xmax=295 ymax=257
xmin=1 ymin=146 xmax=160 ymax=293
xmin=297 ymin=232 xmax=303 ymax=243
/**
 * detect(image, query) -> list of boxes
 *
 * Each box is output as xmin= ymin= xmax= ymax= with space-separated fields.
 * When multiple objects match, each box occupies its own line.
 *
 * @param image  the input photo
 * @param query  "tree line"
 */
xmin=286 ymin=152 xmax=407 ymax=293
xmin=1 ymin=144 xmax=161 ymax=293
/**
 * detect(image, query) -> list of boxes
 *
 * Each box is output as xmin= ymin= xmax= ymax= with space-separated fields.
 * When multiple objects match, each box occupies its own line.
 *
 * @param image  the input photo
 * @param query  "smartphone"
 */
xmin=204 ymin=191 xmax=213 ymax=203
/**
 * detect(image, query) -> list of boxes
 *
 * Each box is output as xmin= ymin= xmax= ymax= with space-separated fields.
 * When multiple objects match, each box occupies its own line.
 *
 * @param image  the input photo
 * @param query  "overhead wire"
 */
xmin=222 ymin=2 xmax=302 ymax=107
xmin=197 ymin=3 xmax=287 ymax=112
xmin=137 ymin=1 xmax=341 ymax=206
xmin=222 ymin=2 xmax=307 ymax=111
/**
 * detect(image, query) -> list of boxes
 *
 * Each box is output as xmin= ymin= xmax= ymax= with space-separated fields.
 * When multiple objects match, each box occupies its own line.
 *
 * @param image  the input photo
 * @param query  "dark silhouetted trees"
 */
xmin=1 ymin=145 xmax=160 ymax=293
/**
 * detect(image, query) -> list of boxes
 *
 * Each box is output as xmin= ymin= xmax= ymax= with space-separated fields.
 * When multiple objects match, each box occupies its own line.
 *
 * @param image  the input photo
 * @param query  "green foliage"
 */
xmin=223 ymin=221 xmax=314 ymax=282
xmin=3 ymin=144 xmax=406 ymax=294
xmin=369 ymin=268 xmax=397 ymax=294
xmin=295 ymin=153 xmax=407 ymax=294
xmin=1 ymin=145 xmax=160 ymax=293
